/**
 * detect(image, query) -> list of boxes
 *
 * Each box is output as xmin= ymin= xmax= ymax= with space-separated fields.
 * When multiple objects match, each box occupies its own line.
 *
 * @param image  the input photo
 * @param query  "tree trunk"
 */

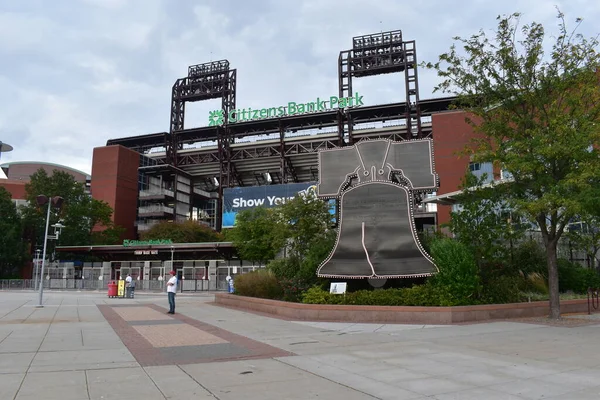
xmin=546 ymin=240 xmax=561 ymax=319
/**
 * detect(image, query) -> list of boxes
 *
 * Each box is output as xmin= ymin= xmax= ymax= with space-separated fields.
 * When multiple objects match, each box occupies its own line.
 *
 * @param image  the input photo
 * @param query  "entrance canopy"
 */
xmin=56 ymin=241 xmax=237 ymax=261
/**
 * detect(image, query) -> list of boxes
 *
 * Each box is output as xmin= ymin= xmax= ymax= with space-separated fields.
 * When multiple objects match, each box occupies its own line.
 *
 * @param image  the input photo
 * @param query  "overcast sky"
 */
xmin=0 ymin=0 xmax=599 ymax=176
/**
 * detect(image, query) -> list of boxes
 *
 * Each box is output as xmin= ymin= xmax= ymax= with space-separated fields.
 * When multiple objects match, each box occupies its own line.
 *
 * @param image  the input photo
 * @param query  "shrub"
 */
xmin=430 ymin=239 xmax=480 ymax=305
xmin=558 ymin=259 xmax=600 ymax=293
xmin=279 ymin=277 xmax=314 ymax=302
xmin=508 ymin=239 xmax=547 ymax=276
xmin=233 ymin=270 xmax=283 ymax=299
xmin=400 ymin=283 xmax=440 ymax=306
xmin=302 ymin=287 xmax=344 ymax=304
xmin=479 ymin=276 xmax=522 ymax=304
xmin=523 ymin=272 xmax=549 ymax=294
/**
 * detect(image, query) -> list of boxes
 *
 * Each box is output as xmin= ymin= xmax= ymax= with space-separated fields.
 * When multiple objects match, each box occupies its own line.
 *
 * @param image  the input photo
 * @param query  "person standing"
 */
xmin=125 ymin=274 xmax=133 ymax=298
xmin=166 ymin=270 xmax=177 ymax=314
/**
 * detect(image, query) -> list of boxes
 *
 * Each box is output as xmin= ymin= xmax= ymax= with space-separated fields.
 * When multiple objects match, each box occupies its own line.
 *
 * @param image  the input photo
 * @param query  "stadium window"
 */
xmin=468 ymin=162 xmax=481 ymax=172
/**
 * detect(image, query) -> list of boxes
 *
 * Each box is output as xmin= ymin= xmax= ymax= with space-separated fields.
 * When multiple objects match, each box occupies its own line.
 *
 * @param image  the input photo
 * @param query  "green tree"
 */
xmin=278 ymin=195 xmax=335 ymax=263
xmin=229 ymin=194 xmax=335 ymax=282
xmin=227 ymin=207 xmax=285 ymax=265
xmin=140 ymin=220 xmax=224 ymax=243
xmin=446 ymin=172 xmax=526 ymax=267
xmin=0 ymin=187 xmax=26 ymax=277
xmin=426 ymin=11 xmax=600 ymax=318
xmin=22 ymin=169 xmax=122 ymax=255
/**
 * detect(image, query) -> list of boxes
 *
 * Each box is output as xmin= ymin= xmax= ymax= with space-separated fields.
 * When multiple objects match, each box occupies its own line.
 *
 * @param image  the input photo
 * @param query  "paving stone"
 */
xmin=0 ymin=373 xmax=24 ymax=399
xmin=15 ymin=370 xmax=88 ymax=400
xmin=144 ymin=365 xmax=215 ymax=399
xmin=86 ymin=367 xmax=165 ymax=400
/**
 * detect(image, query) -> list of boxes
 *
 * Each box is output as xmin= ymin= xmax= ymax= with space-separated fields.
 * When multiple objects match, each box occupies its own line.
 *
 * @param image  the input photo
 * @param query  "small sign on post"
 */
xmin=329 ymin=282 xmax=347 ymax=294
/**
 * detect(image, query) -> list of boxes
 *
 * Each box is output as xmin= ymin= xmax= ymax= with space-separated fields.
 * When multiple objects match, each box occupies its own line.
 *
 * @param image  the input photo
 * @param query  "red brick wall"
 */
xmin=432 ymin=111 xmax=477 ymax=227
xmin=0 ymin=180 xmax=27 ymax=199
xmin=90 ymin=145 xmax=140 ymax=240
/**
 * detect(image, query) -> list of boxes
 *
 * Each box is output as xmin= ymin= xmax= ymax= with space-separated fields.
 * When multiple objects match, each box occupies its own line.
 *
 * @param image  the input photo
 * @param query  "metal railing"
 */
xmin=0 ymin=279 xmax=223 ymax=292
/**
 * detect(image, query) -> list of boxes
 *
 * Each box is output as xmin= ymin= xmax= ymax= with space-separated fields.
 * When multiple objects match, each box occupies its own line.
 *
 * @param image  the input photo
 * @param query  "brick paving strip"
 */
xmin=97 ymin=304 xmax=294 ymax=366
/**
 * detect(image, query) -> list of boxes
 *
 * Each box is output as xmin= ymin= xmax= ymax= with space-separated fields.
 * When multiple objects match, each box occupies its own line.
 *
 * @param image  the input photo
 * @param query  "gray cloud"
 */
xmin=0 ymin=0 xmax=598 ymax=174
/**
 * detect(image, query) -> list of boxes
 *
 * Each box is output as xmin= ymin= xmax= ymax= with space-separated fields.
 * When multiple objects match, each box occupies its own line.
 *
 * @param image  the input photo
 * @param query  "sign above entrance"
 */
xmin=208 ymin=92 xmax=365 ymax=126
xmin=134 ymin=250 xmax=159 ymax=255
xmin=123 ymin=239 xmax=173 ymax=247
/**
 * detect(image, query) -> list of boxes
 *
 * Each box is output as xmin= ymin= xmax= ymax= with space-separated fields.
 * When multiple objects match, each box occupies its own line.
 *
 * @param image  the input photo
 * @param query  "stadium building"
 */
xmin=58 ymin=30 xmax=492 ymax=288
xmin=90 ymin=30 xmax=485 ymax=237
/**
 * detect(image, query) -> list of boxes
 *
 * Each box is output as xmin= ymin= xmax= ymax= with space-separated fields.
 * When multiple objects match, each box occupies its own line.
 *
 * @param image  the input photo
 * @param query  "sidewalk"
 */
xmin=1 ymin=291 xmax=599 ymax=399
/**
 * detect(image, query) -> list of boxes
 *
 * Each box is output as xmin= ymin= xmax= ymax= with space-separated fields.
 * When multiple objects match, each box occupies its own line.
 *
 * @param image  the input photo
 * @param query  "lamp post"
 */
xmin=35 ymin=195 xmax=64 ymax=308
xmin=34 ymin=248 xmax=41 ymax=290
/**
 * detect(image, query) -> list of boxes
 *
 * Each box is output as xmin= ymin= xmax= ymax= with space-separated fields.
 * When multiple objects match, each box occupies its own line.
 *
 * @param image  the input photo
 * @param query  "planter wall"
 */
xmin=214 ymin=293 xmax=592 ymax=324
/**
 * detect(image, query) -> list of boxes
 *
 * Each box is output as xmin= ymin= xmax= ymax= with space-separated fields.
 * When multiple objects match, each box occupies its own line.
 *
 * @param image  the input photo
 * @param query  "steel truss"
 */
xmin=167 ymin=60 xmax=236 ymax=166
xmin=338 ymin=30 xmax=422 ymax=145
xmin=162 ymin=61 xmax=237 ymax=229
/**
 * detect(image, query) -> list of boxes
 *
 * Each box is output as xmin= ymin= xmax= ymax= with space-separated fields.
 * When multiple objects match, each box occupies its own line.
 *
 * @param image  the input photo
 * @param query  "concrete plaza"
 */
xmin=0 ymin=291 xmax=599 ymax=399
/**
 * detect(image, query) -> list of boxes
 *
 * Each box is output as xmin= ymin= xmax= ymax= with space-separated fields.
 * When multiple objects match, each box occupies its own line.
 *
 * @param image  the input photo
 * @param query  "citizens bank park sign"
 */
xmin=209 ymin=92 xmax=364 ymax=126
xmin=222 ymin=183 xmax=335 ymax=228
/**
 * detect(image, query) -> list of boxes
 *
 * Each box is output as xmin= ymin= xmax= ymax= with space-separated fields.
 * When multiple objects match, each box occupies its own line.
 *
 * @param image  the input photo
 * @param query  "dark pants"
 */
xmin=126 ymin=287 xmax=132 ymax=298
xmin=168 ymin=292 xmax=176 ymax=313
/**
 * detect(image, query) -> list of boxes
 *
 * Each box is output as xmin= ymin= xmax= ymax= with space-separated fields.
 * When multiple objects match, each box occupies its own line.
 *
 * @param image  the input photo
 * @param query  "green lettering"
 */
xmin=339 ymin=97 xmax=348 ymax=108
xmin=354 ymin=92 xmax=364 ymax=106
xmin=297 ymin=103 xmax=305 ymax=113
xmin=268 ymin=107 xmax=277 ymax=117
xmin=277 ymin=106 xmax=285 ymax=116
xmin=329 ymin=96 xmax=338 ymax=108
xmin=228 ymin=110 xmax=237 ymax=122
xmin=241 ymin=109 xmax=248 ymax=121
xmin=260 ymin=108 xmax=268 ymax=118
xmin=316 ymin=98 xmax=326 ymax=111
xmin=347 ymin=96 xmax=354 ymax=107
xmin=288 ymin=102 xmax=297 ymax=114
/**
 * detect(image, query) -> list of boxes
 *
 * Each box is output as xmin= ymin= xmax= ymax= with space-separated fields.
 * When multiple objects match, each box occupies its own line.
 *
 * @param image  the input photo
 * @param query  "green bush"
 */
xmin=430 ymin=239 xmax=481 ymax=305
xmin=302 ymin=286 xmax=344 ymax=304
xmin=479 ymin=276 xmax=522 ymax=304
xmin=400 ymin=283 xmax=440 ymax=306
xmin=558 ymin=259 xmax=600 ymax=293
xmin=522 ymin=272 xmax=549 ymax=294
xmin=508 ymin=239 xmax=547 ymax=276
xmin=233 ymin=270 xmax=283 ymax=300
xmin=279 ymin=277 xmax=314 ymax=302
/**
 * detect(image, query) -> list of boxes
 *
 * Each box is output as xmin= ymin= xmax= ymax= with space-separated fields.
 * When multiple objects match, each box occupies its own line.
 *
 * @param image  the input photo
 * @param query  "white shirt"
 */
xmin=167 ymin=276 xmax=178 ymax=293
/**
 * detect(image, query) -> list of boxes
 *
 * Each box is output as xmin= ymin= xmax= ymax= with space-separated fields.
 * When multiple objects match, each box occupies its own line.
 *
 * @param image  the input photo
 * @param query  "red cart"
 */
xmin=107 ymin=281 xmax=118 ymax=298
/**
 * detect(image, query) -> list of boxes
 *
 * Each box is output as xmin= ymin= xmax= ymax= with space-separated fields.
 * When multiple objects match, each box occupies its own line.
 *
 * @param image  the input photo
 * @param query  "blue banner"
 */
xmin=222 ymin=183 xmax=335 ymax=228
